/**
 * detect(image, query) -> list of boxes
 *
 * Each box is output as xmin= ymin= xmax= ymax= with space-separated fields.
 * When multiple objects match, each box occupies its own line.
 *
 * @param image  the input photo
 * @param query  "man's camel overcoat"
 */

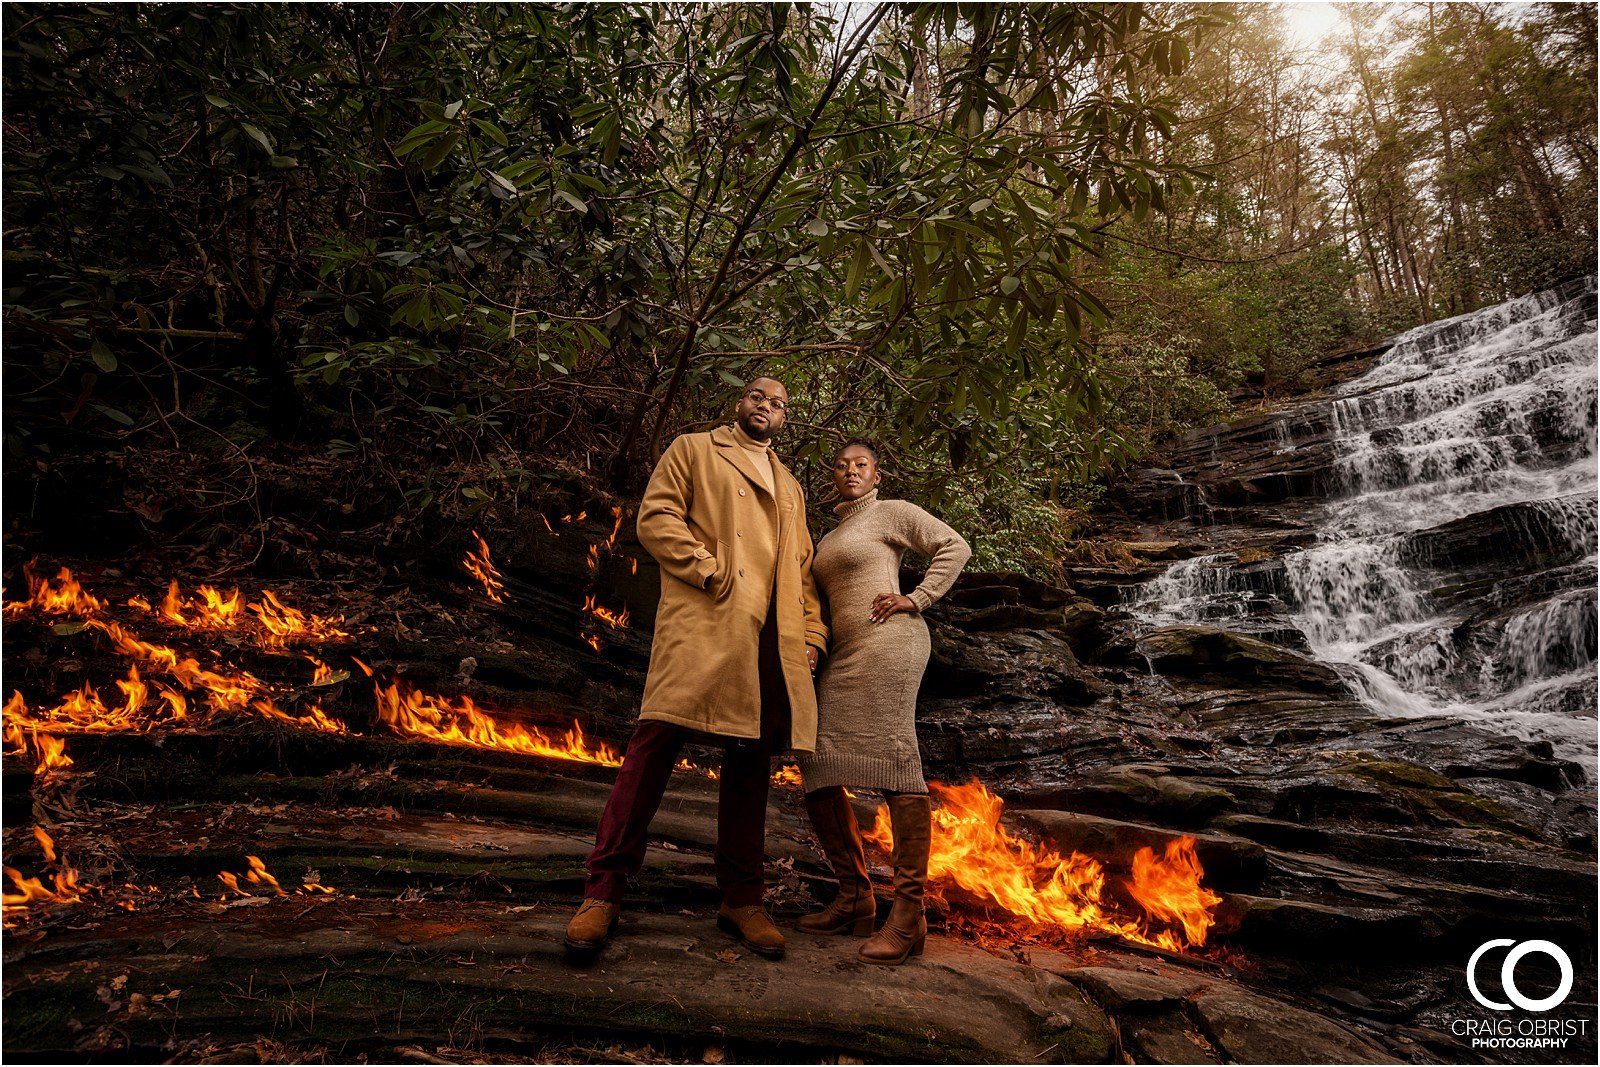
xmin=636 ymin=424 xmax=829 ymax=749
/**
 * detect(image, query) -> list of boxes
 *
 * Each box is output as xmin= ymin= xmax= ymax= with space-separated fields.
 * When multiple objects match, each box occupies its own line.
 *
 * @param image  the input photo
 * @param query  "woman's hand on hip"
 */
xmin=870 ymin=592 xmax=918 ymax=623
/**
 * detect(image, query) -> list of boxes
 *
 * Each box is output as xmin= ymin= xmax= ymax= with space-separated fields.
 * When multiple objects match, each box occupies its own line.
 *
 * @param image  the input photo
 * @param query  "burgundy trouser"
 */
xmin=583 ymin=607 xmax=792 ymax=907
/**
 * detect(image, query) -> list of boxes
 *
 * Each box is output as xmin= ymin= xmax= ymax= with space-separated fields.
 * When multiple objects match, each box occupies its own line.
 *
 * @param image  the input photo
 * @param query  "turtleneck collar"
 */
xmin=834 ymin=487 xmax=880 ymax=519
xmin=731 ymin=421 xmax=771 ymax=452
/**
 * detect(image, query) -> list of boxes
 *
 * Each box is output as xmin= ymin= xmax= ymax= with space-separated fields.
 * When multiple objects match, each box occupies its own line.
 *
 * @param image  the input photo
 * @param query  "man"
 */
xmin=565 ymin=376 xmax=829 ymax=959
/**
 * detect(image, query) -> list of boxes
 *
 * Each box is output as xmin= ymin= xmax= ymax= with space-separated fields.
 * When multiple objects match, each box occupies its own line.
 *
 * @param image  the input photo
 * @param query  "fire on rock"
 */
xmin=3 ymin=552 xmax=1221 ymax=953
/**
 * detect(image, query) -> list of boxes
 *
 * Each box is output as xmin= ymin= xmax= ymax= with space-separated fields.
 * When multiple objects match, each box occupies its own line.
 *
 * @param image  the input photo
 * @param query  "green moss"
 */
xmin=1335 ymin=758 xmax=1540 ymax=838
xmin=1 ymin=988 xmax=91 ymax=1049
xmin=855 ymin=1024 xmax=963 ymax=1062
xmin=241 ymin=971 xmax=500 ymax=1039
xmin=1428 ymin=790 xmax=1542 ymax=838
xmin=1343 ymin=759 xmax=1459 ymax=791
xmin=1038 ymin=1022 xmax=1114 ymax=1064
xmin=607 ymin=1003 xmax=692 ymax=1032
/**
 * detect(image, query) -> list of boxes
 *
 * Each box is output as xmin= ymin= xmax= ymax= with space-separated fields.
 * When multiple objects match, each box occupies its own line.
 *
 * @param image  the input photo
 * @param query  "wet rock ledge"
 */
xmin=3 ymin=510 xmax=1593 ymax=1063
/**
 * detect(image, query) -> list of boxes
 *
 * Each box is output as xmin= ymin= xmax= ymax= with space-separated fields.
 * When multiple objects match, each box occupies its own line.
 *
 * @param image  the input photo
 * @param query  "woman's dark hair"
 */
xmin=833 ymin=436 xmax=881 ymax=464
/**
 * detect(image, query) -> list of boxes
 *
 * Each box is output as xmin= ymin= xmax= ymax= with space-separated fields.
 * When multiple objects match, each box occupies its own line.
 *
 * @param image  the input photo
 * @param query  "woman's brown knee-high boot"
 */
xmin=859 ymin=793 xmax=930 ymax=964
xmin=797 ymin=787 xmax=876 ymax=936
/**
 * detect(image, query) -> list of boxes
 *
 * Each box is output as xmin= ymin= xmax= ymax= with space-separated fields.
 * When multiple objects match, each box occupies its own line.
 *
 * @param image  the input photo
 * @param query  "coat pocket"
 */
xmin=710 ymin=539 xmax=735 ymax=602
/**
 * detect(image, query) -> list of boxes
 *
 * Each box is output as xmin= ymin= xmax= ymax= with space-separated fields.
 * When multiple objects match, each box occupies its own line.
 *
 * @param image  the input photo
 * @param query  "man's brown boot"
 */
xmin=797 ymin=787 xmax=876 ymax=936
xmin=860 ymin=793 xmax=930 ymax=966
xmin=564 ymin=898 xmax=619 ymax=953
xmin=716 ymin=903 xmax=786 ymax=959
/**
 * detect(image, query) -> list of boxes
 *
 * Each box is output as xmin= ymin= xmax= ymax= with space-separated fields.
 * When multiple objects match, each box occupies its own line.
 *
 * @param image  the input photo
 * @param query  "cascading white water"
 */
xmin=1132 ymin=279 xmax=1599 ymax=771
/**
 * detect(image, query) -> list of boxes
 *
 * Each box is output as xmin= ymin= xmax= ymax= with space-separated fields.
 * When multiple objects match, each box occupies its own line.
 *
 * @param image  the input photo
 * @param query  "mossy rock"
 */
xmin=1339 ymin=756 xmax=1460 ymax=792
xmin=1325 ymin=756 xmax=1542 ymax=838
xmin=1057 ymin=600 xmax=1108 ymax=652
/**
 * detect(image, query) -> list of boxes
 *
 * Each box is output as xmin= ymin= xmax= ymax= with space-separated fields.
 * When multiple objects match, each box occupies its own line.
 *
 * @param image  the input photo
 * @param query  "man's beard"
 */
xmin=737 ymin=413 xmax=774 ymax=441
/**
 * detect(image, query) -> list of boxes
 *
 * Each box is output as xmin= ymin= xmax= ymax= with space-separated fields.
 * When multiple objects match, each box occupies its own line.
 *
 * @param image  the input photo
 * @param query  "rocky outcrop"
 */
xmin=1401 ymin=496 xmax=1597 ymax=572
xmin=1130 ymin=625 xmax=1348 ymax=694
xmin=1038 ymin=281 xmax=1599 ymax=1067
xmin=5 ymin=728 xmax=1444 ymax=1067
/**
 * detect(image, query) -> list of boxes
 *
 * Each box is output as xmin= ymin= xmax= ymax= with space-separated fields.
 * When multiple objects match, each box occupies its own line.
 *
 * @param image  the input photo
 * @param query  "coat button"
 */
xmin=736 ymin=529 xmax=743 ymax=537
xmin=738 ymin=488 xmax=746 ymax=496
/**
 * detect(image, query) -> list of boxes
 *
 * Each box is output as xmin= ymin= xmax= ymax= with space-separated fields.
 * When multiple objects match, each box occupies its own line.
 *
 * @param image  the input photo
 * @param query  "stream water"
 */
xmin=1132 ymin=278 xmax=1598 ymax=770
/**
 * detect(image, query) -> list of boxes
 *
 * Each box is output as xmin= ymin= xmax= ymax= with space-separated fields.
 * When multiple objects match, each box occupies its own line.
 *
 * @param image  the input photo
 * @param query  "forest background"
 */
xmin=3 ymin=1 xmax=1594 ymax=578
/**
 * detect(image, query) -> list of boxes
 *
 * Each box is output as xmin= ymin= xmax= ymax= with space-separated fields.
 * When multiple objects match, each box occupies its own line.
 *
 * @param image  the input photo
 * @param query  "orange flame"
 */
xmin=249 ymin=698 xmax=349 ymax=736
xmin=676 ymin=756 xmax=720 ymax=780
xmin=3 ymin=563 xmax=105 ymax=618
xmin=197 ymin=585 xmax=244 ymax=626
xmin=1127 ymin=837 xmax=1223 ymax=948
xmin=248 ymin=589 xmax=349 ymax=646
xmin=138 ymin=579 xmax=347 ymax=648
xmin=156 ymin=684 xmax=188 ymax=722
xmin=301 ymin=703 xmax=344 ymax=734
xmin=584 ymin=506 xmax=626 ymax=576
xmin=372 ymin=680 xmax=622 ymax=765
xmin=246 ymin=855 xmax=284 ymax=894
xmin=4 ymin=710 xmax=28 ymax=757
xmin=8 ymin=567 xmax=348 ymax=650
xmin=158 ymin=580 xmax=244 ymax=628
xmin=0 ymin=569 xmax=715 ymax=780
xmin=33 ymin=827 xmax=57 ymax=863
xmin=581 ymin=595 xmax=630 ymax=630
xmin=218 ymin=855 xmax=306 ymax=898
xmin=463 ymin=531 xmax=507 ymax=603
xmin=772 ymin=765 xmax=803 ymax=788
xmin=6 ymin=569 xmax=352 ymax=739
xmin=160 ymin=579 xmax=185 ymax=624
xmin=5 ymin=827 xmax=335 ymax=925
xmin=3 ymin=866 xmax=83 ymax=912
xmin=582 ymin=634 xmax=605 ymax=654
xmin=863 ymin=780 xmax=1218 ymax=951
xmin=97 ymin=622 xmax=266 ymax=712
xmin=2 ymin=633 xmax=341 ymax=736
xmin=3 ymin=667 xmax=183 ymax=734
xmin=3 ymin=825 xmax=83 ymax=925
xmin=34 ymin=734 xmax=72 ymax=774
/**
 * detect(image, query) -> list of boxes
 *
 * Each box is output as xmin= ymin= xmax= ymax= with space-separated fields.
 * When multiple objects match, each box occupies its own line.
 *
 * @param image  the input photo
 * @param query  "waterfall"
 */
xmin=1130 ymin=278 xmax=1598 ymax=770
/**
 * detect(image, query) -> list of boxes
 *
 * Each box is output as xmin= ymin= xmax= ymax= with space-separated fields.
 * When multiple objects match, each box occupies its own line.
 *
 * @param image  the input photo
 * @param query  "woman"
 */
xmin=796 ymin=438 xmax=971 ymax=965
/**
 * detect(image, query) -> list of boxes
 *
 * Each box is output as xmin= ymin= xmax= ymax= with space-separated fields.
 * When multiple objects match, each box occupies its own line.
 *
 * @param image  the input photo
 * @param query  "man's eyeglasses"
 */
xmin=743 ymin=389 xmax=787 ymax=412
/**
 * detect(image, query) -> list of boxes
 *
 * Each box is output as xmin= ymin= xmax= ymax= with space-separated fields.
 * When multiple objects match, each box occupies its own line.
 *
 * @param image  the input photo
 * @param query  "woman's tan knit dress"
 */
xmin=797 ymin=489 xmax=971 ymax=794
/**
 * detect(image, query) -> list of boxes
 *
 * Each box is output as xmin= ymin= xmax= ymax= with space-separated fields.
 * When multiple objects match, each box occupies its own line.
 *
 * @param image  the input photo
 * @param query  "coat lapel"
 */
xmin=769 ymin=453 xmax=797 ymax=542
